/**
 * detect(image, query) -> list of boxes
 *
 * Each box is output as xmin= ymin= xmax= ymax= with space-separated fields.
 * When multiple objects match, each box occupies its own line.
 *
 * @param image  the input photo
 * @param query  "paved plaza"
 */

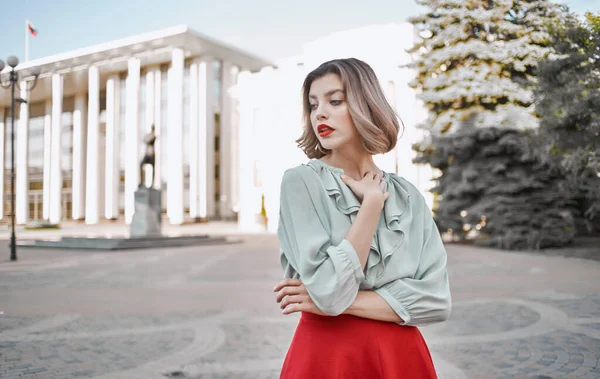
xmin=0 ymin=223 xmax=599 ymax=379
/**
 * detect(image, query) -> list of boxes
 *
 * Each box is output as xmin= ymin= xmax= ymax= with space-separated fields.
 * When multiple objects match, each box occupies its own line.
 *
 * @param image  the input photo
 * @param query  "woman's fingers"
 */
xmin=273 ymin=278 xmax=302 ymax=292
xmin=276 ymin=284 xmax=304 ymax=303
xmin=282 ymin=303 xmax=305 ymax=315
xmin=340 ymin=170 xmax=387 ymax=203
xmin=280 ymin=294 xmax=308 ymax=310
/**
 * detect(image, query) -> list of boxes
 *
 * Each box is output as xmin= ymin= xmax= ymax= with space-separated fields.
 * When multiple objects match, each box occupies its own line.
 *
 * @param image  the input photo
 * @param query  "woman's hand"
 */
xmin=340 ymin=171 xmax=389 ymax=204
xmin=274 ymin=279 xmax=328 ymax=316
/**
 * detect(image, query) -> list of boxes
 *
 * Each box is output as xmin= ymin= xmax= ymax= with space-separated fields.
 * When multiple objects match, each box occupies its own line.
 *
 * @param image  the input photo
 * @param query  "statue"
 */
xmin=140 ymin=125 xmax=156 ymax=188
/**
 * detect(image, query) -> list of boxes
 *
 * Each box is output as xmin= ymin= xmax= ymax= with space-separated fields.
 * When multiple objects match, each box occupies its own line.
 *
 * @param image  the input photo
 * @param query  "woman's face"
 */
xmin=308 ymin=73 xmax=361 ymax=152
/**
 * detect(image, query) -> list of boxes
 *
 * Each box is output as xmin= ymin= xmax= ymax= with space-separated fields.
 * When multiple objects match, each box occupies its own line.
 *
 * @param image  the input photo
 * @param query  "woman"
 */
xmin=274 ymin=58 xmax=451 ymax=379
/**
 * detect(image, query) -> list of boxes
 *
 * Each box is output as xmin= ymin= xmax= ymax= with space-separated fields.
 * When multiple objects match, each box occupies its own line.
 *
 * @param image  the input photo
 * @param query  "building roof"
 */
xmin=0 ymin=25 xmax=273 ymax=107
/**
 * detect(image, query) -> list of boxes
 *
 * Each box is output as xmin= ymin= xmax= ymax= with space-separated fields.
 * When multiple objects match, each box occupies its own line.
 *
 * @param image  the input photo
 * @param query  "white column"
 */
xmin=16 ymin=81 xmax=30 ymax=224
xmin=236 ymin=71 xmax=256 ymax=230
xmin=219 ymin=62 xmax=238 ymax=219
xmin=72 ymin=94 xmax=87 ymax=220
xmin=152 ymin=69 xmax=162 ymax=190
xmin=105 ymin=75 xmax=120 ymax=219
xmin=230 ymin=68 xmax=241 ymax=217
xmin=0 ymin=108 xmax=4 ymax=220
xmin=145 ymin=71 xmax=155 ymax=128
xmin=49 ymin=73 xmax=63 ymax=224
xmin=167 ymin=48 xmax=184 ymax=224
xmin=198 ymin=59 xmax=215 ymax=219
xmin=188 ymin=61 xmax=200 ymax=218
xmin=144 ymin=70 xmax=155 ymax=187
xmin=85 ymin=66 xmax=100 ymax=224
xmin=125 ymin=58 xmax=140 ymax=224
xmin=42 ymin=101 xmax=51 ymax=220
xmin=219 ymin=62 xmax=230 ymax=219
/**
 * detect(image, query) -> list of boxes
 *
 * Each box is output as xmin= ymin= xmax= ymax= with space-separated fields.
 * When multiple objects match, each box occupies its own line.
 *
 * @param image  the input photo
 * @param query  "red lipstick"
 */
xmin=317 ymin=124 xmax=334 ymax=137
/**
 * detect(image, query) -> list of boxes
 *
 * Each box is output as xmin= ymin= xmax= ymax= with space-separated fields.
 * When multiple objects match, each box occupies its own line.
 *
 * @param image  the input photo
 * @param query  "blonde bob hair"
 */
xmin=297 ymin=58 xmax=403 ymax=159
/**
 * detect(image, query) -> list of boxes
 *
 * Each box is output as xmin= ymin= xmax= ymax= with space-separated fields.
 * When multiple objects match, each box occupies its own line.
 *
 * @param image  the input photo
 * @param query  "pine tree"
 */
xmin=409 ymin=0 xmax=564 ymax=134
xmin=421 ymin=128 xmax=575 ymax=249
xmin=534 ymin=12 xmax=600 ymax=234
xmin=409 ymin=0 xmax=575 ymax=249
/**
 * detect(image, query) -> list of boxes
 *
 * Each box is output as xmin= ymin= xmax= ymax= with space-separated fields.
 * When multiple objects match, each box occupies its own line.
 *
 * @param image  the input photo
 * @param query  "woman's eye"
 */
xmin=309 ymin=103 xmax=318 ymax=110
xmin=330 ymin=100 xmax=342 ymax=106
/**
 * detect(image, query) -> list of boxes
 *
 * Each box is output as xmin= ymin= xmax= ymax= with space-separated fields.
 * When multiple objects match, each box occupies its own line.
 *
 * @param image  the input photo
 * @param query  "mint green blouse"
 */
xmin=277 ymin=159 xmax=451 ymax=326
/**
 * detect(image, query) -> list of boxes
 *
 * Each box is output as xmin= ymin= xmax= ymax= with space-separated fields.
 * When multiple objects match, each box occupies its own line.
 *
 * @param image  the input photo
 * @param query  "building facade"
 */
xmin=0 ymin=23 xmax=435 ymax=232
xmin=0 ymin=25 xmax=271 ymax=226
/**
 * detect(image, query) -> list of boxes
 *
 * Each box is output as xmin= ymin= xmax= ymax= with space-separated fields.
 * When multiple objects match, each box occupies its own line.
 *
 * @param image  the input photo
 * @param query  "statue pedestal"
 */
xmin=130 ymin=186 xmax=162 ymax=237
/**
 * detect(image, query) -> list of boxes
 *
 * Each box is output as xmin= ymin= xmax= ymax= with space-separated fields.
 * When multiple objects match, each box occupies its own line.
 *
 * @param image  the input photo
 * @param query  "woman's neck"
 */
xmin=321 ymin=152 xmax=380 ymax=180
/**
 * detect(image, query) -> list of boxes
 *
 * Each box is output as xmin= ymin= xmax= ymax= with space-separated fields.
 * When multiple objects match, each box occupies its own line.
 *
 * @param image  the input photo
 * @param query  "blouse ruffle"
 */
xmin=306 ymin=159 xmax=414 ymax=285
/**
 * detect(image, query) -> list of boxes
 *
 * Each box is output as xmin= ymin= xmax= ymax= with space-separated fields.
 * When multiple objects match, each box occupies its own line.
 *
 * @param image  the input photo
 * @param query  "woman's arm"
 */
xmin=333 ymin=197 xmax=450 ymax=325
xmin=343 ymin=290 xmax=403 ymax=322
xmin=340 ymin=172 xmax=389 ymax=269
xmin=277 ymin=281 xmax=402 ymax=323
xmin=345 ymin=194 xmax=385 ymax=269
xmin=372 ymin=191 xmax=451 ymax=327
xmin=276 ymin=193 xmax=389 ymax=317
xmin=277 ymin=168 xmax=365 ymax=316
xmin=276 ymin=169 xmax=388 ymax=316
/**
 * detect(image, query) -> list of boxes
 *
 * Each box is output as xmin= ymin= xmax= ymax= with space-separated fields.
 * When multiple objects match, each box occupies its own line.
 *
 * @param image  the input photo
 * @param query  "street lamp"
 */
xmin=0 ymin=56 xmax=39 ymax=261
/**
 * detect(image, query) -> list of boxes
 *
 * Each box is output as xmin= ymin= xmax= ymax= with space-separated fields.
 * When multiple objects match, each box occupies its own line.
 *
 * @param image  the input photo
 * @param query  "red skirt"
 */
xmin=280 ymin=312 xmax=438 ymax=379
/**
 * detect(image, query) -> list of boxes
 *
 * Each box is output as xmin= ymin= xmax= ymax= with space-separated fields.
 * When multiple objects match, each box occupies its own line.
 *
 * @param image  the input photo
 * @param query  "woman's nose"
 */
xmin=315 ymin=105 xmax=327 ymax=120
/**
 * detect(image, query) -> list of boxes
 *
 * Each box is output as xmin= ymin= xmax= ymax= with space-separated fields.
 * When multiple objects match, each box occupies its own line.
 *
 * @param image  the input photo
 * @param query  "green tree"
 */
xmin=534 ymin=12 xmax=600 ymax=233
xmin=409 ymin=0 xmax=575 ymax=249
xmin=409 ymin=0 xmax=565 ymax=135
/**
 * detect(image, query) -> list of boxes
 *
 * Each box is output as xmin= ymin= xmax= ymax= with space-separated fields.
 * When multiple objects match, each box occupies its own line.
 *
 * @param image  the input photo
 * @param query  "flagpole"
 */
xmin=25 ymin=19 xmax=29 ymax=62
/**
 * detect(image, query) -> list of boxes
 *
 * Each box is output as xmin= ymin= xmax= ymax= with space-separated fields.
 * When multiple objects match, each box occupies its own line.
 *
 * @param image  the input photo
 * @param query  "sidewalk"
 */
xmin=0 ymin=234 xmax=599 ymax=378
xmin=0 ymin=220 xmax=266 ymax=241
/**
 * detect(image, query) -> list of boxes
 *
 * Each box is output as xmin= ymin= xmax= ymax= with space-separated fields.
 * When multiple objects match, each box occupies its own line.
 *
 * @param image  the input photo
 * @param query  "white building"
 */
xmin=235 ymin=23 xmax=434 ymax=233
xmin=0 ymin=25 xmax=271 ymax=226
xmin=0 ymin=23 xmax=434 ymax=232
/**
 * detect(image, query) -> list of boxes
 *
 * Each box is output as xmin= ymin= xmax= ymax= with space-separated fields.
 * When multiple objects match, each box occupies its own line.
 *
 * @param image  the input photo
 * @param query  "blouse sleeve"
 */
xmin=277 ymin=167 xmax=365 ymax=316
xmin=374 ymin=193 xmax=451 ymax=326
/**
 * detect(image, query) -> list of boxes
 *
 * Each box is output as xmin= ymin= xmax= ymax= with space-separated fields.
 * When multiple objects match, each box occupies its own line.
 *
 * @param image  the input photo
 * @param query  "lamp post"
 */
xmin=0 ymin=56 xmax=39 ymax=261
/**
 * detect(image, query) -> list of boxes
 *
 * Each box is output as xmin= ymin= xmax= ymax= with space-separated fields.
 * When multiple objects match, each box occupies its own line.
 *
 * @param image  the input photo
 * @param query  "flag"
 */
xmin=27 ymin=21 xmax=37 ymax=36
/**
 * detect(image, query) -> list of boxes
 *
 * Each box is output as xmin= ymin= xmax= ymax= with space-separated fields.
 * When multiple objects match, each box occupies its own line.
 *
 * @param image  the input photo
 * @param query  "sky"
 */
xmin=0 ymin=0 xmax=598 ymax=64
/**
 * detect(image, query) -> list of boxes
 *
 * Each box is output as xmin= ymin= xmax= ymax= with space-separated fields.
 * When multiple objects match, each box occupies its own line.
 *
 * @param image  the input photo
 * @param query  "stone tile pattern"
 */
xmin=0 ymin=238 xmax=599 ymax=378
